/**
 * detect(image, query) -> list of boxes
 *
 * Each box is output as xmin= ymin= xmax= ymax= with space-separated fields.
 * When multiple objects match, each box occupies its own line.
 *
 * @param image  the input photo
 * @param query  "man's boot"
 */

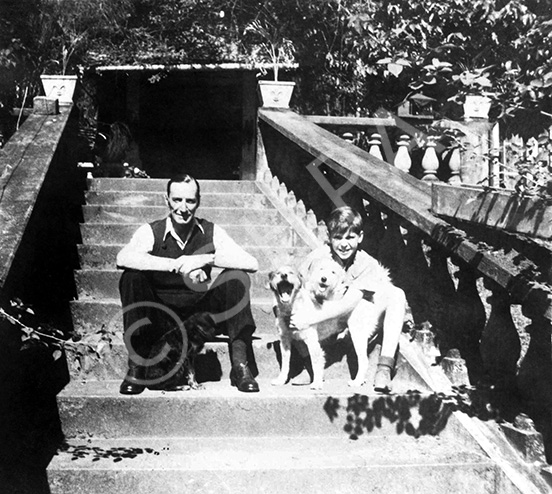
xmin=230 ymin=362 xmax=259 ymax=393
xmin=374 ymin=356 xmax=395 ymax=393
xmin=119 ymin=360 xmax=146 ymax=395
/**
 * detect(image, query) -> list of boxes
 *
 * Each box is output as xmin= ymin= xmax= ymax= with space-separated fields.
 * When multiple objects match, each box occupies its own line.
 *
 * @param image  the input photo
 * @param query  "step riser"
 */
xmin=87 ymin=178 xmax=259 ymax=193
xmin=80 ymin=224 xmax=305 ymax=247
xmin=70 ymin=299 xmax=274 ymax=335
xmin=48 ymin=463 xmax=500 ymax=494
xmin=64 ymin=330 xmax=377 ymax=383
xmin=83 ymin=205 xmax=285 ymax=225
xmin=75 ymin=270 xmax=275 ymax=299
xmin=85 ymin=191 xmax=271 ymax=208
xmin=77 ymin=245 xmax=311 ymax=271
xmin=58 ymin=352 xmax=431 ymax=439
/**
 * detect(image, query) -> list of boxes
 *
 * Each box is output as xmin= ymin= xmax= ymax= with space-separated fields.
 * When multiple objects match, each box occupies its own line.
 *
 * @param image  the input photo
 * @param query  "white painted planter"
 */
xmin=40 ymin=75 xmax=78 ymax=105
xmin=463 ymin=95 xmax=491 ymax=119
xmin=258 ymin=81 xmax=296 ymax=108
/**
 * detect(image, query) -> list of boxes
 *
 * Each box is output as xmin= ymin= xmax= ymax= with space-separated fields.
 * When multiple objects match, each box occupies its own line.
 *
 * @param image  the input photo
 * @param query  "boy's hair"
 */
xmin=326 ymin=206 xmax=363 ymax=236
xmin=166 ymin=174 xmax=201 ymax=202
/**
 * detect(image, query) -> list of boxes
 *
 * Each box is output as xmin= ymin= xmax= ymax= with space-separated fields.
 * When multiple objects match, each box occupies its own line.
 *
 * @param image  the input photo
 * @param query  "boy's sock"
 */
xmin=374 ymin=355 xmax=395 ymax=393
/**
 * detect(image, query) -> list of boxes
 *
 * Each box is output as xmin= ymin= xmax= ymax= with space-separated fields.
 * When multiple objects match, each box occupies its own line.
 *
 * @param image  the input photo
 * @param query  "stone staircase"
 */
xmin=46 ymin=178 xmax=539 ymax=493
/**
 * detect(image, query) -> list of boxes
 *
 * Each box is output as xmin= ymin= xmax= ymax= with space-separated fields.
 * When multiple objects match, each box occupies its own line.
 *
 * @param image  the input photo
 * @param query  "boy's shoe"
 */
xmin=374 ymin=356 xmax=395 ymax=393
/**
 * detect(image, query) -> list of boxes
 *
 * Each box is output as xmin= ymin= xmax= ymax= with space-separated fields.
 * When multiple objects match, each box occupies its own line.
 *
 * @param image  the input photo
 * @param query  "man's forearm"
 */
xmin=214 ymin=252 xmax=258 ymax=273
xmin=116 ymin=250 xmax=177 ymax=272
xmin=117 ymin=250 xmax=214 ymax=274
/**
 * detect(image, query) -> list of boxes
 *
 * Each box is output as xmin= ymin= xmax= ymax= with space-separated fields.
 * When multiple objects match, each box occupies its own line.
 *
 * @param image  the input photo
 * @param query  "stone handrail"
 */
xmin=258 ymin=108 xmax=552 ymax=443
xmin=259 ymin=108 xmax=551 ymax=312
xmin=0 ymin=107 xmax=75 ymax=298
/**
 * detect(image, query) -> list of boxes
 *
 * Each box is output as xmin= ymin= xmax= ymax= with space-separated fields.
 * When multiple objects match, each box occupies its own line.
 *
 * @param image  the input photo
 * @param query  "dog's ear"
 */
xmin=185 ymin=312 xmax=217 ymax=344
xmin=266 ymin=271 xmax=276 ymax=290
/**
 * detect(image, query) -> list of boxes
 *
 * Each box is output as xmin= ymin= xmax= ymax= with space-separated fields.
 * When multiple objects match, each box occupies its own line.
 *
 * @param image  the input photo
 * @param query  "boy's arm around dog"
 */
xmin=289 ymin=287 xmax=363 ymax=330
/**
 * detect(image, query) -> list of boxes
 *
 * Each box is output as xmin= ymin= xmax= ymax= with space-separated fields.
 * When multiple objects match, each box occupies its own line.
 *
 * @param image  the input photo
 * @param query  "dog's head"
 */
xmin=184 ymin=312 xmax=217 ymax=354
xmin=305 ymin=257 xmax=345 ymax=304
xmin=268 ymin=266 xmax=302 ymax=308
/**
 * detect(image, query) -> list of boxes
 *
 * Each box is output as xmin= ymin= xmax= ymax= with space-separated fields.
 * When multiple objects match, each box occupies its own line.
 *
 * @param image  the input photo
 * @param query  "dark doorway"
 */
xmin=95 ymin=68 xmax=258 ymax=179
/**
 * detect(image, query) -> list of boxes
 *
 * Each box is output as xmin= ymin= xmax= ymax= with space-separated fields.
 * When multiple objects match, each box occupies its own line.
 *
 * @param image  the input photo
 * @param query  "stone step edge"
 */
xmin=71 ymin=296 xmax=274 ymax=305
xmin=49 ymin=434 xmax=493 ymax=471
xmin=398 ymin=337 xmax=549 ymax=494
xmin=87 ymin=177 xmax=255 ymax=194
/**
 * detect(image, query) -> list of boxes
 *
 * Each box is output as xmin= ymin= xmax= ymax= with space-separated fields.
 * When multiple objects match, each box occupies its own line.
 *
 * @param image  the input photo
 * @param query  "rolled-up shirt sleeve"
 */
xmin=213 ymin=224 xmax=258 ymax=270
xmin=125 ymin=223 xmax=155 ymax=253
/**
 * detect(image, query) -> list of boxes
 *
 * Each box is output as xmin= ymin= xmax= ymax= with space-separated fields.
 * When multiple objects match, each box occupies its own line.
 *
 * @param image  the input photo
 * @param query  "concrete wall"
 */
xmin=0 ymin=105 xmax=85 ymax=330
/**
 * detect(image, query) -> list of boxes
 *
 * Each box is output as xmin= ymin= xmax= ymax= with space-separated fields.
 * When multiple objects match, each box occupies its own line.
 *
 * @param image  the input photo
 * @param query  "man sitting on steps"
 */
xmin=116 ymin=174 xmax=260 ymax=394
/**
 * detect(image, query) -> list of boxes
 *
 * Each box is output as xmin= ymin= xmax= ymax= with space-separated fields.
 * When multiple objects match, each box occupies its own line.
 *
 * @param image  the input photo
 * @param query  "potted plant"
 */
xmin=38 ymin=0 xmax=90 ymax=105
xmin=244 ymin=9 xmax=297 ymax=108
xmin=451 ymin=67 xmax=494 ymax=120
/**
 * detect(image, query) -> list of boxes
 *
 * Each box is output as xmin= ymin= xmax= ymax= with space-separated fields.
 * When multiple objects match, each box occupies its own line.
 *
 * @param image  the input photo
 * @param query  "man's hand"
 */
xmin=173 ymin=254 xmax=214 ymax=275
xmin=289 ymin=309 xmax=319 ymax=331
xmin=188 ymin=268 xmax=208 ymax=284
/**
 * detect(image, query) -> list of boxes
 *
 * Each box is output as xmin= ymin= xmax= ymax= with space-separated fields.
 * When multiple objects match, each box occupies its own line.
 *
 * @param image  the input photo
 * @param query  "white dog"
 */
xmin=269 ymin=257 xmax=389 ymax=389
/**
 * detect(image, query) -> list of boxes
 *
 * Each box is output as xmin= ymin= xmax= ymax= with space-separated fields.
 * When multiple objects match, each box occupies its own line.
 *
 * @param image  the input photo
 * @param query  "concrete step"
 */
xmin=80 ymin=223 xmax=307 ymax=247
xmin=70 ymin=297 xmax=275 ymax=335
xmin=87 ymin=178 xmax=259 ymax=194
xmin=85 ymin=190 xmax=271 ymax=209
xmin=47 ymin=435 xmax=500 ymax=494
xmin=82 ymin=205 xmax=286 ymax=225
xmin=77 ymin=244 xmax=311 ymax=271
xmin=74 ymin=269 xmax=275 ymax=300
xmin=57 ymin=375 xmax=437 ymax=439
xmin=63 ymin=319 xmax=399 ymax=384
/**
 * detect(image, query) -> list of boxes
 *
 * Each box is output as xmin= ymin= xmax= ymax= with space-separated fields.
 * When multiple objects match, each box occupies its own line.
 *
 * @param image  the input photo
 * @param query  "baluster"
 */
xmin=342 ymin=132 xmax=354 ymax=143
xmin=270 ymin=175 xmax=279 ymax=193
xmin=423 ymin=245 xmax=458 ymax=356
xmin=315 ymin=219 xmax=329 ymax=243
xmin=421 ymin=137 xmax=439 ymax=181
xmin=262 ymin=168 xmax=273 ymax=184
xmin=488 ymin=149 xmax=500 ymax=188
xmin=278 ymin=182 xmax=288 ymax=200
xmin=376 ymin=211 xmax=406 ymax=282
xmin=394 ymin=134 xmax=412 ymax=174
xmin=480 ymin=280 xmax=521 ymax=389
xmin=402 ymin=231 xmax=433 ymax=325
xmin=361 ymin=198 xmax=386 ymax=258
xmin=305 ymin=209 xmax=317 ymax=231
xmin=447 ymin=146 xmax=462 ymax=184
xmin=517 ymin=296 xmax=552 ymax=411
xmin=368 ymin=133 xmax=383 ymax=160
xmin=285 ymin=190 xmax=297 ymax=209
xmin=454 ymin=263 xmax=486 ymax=383
xmin=294 ymin=199 xmax=307 ymax=220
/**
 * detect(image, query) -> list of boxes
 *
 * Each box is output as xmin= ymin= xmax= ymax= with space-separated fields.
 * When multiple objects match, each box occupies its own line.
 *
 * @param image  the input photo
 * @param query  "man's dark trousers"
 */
xmin=119 ymin=268 xmax=258 ymax=376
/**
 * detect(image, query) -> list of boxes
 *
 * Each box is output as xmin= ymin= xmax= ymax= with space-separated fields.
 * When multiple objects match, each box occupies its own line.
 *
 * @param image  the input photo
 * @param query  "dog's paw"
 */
xmin=271 ymin=376 xmax=288 ymax=386
xmin=348 ymin=378 xmax=366 ymax=388
xmin=188 ymin=380 xmax=204 ymax=390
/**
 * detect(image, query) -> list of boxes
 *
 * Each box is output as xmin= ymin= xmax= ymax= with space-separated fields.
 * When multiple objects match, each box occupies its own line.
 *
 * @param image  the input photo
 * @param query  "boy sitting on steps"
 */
xmin=293 ymin=206 xmax=406 ymax=392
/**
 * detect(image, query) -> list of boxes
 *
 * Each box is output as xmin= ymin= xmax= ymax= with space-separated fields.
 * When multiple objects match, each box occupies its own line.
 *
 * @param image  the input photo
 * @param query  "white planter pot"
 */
xmin=463 ymin=95 xmax=491 ymax=119
xmin=40 ymin=75 xmax=78 ymax=105
xmin=258 ymin=81 xmax=296 ymax=108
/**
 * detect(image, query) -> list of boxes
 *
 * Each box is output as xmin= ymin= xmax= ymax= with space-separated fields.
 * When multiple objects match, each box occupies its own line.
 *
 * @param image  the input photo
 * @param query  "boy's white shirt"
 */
xmin=292 ymin=244 xmax=387 ymax=328
xmin=299 ymin=244 xmax=390 ymax=293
